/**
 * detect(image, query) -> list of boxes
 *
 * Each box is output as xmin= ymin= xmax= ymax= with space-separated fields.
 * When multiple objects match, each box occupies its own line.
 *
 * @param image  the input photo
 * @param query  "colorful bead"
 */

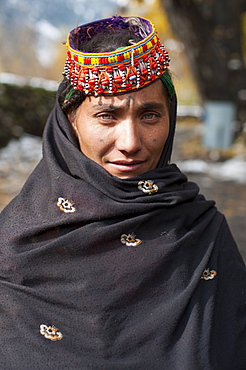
xmin=92 ymin=67 xmax=99 ymax=74
xmin=98 ymin=87 xmax=104 ymax=94
xmin=118 ymin=63 xmax=126 ymax=71
xmin=88 ymin=78 xmax=96 ymax=86
xmin=101 ymin=78 xmax=109 ymax=86
xmin=124 ymin=51 xmax=131 ymax=60
xmin=114 ymin=76 xmax=123 ymax=84
xmin=106 ymin=66 xmax=113 ymax=73
xmin=141 ymin=68 xmax=148 ymax=77
xmin=129 ymin=73 xmax=137 ymax=81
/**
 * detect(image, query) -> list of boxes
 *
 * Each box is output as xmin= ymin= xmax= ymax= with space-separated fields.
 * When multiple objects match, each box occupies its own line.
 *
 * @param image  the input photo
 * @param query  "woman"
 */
xmin=0 ymin=16 xmax=245 ymax=369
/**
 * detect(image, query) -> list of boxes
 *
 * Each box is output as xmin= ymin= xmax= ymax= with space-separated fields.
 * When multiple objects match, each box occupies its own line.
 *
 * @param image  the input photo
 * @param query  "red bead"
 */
xmin=98 ymin=87 xmax=104 ymax=94
xmin=128 ymin=73 xmax=136 ymax=81
xmin=88 ymin=78 xmax=96 ymax=86
xmin=101 ymin=78 xmax=109 ymax=86
xmin=118 ymin=54 xmax=124 ymax=62
xmin=92 ymin=68 xmax=99 ymax=74
xmin=141 ymin=68 xmax=148 ymax=76
xmin=118 ymin=63 xmax=126 ymax=71
xmin=106 ymin=66 xmax=113 ymax=73
xmin=125 ymin=83 xmax=132 ymax=90
xmin=114 ymin=76 xmax=122 ymax=84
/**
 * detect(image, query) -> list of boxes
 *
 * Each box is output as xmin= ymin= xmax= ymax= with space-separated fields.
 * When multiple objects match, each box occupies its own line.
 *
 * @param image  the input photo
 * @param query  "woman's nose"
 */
xmin=115 ymin=120 xmax=142 ymax=154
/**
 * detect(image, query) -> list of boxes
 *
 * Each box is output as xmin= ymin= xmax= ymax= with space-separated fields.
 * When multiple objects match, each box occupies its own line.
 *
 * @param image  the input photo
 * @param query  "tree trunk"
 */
xmin=161 ymin=0 xmax=246 ymax=106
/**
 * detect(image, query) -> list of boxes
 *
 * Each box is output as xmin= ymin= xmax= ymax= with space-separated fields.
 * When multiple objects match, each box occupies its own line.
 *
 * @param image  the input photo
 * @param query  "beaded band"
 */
xmin=63 ymin=16 xmax=170 ymax=96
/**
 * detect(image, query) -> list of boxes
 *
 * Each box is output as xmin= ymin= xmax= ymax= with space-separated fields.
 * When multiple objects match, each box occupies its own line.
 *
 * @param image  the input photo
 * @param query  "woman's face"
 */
xmin=69 ymin=79 xmax=170 ymax=179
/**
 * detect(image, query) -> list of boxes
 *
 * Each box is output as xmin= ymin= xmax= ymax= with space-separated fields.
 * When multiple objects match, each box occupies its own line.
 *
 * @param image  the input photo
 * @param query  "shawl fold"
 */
xmin=0 ymin=88 xmax=246 ymax=369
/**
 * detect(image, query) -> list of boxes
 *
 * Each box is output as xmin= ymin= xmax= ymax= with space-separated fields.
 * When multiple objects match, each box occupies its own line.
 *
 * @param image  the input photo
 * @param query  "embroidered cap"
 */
xmin=63 ymin=16 xmax=170 ymax=96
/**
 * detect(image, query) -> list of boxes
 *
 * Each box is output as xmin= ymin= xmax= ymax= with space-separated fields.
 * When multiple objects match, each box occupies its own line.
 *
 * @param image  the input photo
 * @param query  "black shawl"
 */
xmin=1 ymin=82 xmax=246 ymax=369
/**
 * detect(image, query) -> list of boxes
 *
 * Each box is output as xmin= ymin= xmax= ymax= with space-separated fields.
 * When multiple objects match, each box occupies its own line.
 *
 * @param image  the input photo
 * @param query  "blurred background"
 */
xmin=0 ymin=0 xmax=245 ymax=260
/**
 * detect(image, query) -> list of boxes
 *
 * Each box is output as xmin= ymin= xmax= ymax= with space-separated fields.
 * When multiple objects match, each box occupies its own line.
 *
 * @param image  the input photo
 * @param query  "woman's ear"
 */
xmin=68 ymin=111 xmax=78 ymax=136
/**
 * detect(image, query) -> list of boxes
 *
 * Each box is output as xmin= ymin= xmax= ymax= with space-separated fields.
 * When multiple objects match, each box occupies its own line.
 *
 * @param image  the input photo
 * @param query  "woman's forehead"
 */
xmin=83 ymin=80 xmax=168 ymax=109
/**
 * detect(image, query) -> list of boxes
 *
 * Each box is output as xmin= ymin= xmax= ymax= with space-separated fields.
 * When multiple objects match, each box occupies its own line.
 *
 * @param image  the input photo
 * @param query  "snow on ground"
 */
xmin=177 ymin=156 xmax=246 ymax=184
xmin=0 ymin=136 xmax=42 ymax=178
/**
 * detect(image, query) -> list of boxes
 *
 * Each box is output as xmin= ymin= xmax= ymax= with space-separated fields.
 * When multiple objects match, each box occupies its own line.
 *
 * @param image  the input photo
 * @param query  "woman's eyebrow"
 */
xmin=138 ymin=102 xmax=165 ymax=110
xmin=91 ymin=102 xmax=165 ymax=111
xmin=90 ymin=104 xmax=122 ymax=111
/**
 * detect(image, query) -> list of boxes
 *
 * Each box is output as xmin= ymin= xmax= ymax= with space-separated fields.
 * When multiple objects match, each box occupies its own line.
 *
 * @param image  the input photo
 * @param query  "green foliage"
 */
xmin=0 ymin=84 xmax=56 ymax=148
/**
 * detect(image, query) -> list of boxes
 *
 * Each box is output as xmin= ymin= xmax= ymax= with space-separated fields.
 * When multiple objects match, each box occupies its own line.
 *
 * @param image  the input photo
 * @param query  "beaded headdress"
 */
xmin=63 ymin=16 xmax=171 ymax=97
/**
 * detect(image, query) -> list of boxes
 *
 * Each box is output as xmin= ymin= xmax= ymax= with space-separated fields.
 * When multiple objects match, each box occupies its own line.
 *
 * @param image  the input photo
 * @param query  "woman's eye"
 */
xmin=143 ymin=113 xmax=158 ymax=120
xmin=98 ymin=113 xmax=113 ymax=120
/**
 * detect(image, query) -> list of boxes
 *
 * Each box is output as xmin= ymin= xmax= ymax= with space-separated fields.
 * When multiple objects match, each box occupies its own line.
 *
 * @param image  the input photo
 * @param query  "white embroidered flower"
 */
xmin=121 ymin=233 xmax=142 ymax=247
xmin=57 ymin=197 xmax=76 ymax=213
xmin=40 ymin=324 xmax=63 ymax=341
xmin=201 ymin=268 xmax=217 ymax=280
xmin=138 ymin=180 xmax=158 ymax=194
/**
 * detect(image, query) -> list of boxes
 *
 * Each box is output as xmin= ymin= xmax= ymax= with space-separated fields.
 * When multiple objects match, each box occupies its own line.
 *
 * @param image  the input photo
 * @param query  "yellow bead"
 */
xmin=109 ymin=56 xmax=117 ymax=63
xmin=124 ymin=52 xmax=130 ymax=60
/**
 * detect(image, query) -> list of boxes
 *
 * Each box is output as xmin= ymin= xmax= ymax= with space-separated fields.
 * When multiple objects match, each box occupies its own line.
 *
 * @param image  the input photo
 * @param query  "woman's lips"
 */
xmin=108 ymin=160 xmax=145 ymax=172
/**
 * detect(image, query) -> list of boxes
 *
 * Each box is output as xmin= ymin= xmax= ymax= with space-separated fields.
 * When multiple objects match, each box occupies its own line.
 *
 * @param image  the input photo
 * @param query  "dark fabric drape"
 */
xmin=0 ymin=84 xmax=246 ymax=369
